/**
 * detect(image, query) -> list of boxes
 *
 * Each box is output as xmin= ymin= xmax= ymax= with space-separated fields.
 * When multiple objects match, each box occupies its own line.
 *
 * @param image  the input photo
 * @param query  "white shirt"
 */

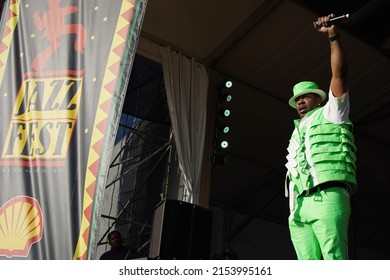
xmin=321 ymin=89 xmax=350 ymax=124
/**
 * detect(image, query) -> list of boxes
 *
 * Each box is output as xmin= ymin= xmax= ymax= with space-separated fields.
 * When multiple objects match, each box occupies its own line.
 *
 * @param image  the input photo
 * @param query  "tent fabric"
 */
xmin=159 ymin=46 xmax=209 ymax=204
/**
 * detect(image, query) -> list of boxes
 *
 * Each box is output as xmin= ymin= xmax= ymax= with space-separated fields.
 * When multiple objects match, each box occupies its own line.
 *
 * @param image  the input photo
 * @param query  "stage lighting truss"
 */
xmin=212 ymin=127 xmax=228 ymax=164
xmin=214 ymin=122 xmax=229 ymax=148
xmin=216 ymin=78 xmax=233 ymax=118
xmin=213 ymin=78 xmax=233 ymax=165
xmin=213 ymin=154 xmax=226 ymax=165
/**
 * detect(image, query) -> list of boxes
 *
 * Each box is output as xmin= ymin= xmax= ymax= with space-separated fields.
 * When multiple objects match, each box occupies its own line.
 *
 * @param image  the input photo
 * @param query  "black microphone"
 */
xmin=315 ymin=14 xmax=349 ymax=27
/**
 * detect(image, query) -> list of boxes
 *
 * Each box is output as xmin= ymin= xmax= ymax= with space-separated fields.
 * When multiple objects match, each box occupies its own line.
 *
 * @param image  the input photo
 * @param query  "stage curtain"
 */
xmin=159 ymin=46 xmax=209 ymax=205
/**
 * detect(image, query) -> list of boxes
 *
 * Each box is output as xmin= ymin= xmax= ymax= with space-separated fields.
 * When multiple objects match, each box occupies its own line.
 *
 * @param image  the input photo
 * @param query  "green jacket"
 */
xmin=286 ymin=107 xmax=357 ymax=196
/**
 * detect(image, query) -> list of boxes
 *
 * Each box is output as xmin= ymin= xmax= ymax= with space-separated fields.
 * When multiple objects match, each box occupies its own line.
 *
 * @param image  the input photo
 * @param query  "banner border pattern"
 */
xmin=73 ymin=0 xmax=135 ymax=260
xmin=0 ymin=0 xmax=20 ymax=84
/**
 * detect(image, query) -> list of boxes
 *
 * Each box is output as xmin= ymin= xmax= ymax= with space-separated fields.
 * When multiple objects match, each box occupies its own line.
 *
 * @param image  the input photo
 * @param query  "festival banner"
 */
xmin=0 ymin=0 xmax=147 ymax=259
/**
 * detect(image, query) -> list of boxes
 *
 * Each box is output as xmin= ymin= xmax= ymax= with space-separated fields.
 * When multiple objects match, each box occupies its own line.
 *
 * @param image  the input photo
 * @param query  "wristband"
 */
xmin=329 ymin=33 xmax=340 ymax=42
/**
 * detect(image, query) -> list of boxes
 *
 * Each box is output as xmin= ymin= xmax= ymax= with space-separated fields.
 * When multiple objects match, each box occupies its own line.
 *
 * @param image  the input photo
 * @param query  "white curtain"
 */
xmin=159 ymin=46 xmax=209 ymax=205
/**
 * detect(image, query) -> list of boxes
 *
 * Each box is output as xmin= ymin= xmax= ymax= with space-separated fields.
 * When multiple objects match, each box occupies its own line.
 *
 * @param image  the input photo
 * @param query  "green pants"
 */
xmin=288 ymin=186 xmax=351 ymax=260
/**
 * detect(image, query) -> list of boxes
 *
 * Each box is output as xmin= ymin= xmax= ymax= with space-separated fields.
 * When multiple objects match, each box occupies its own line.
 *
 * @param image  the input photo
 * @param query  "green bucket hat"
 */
xmin=288 ymin=81 xmax=326 ymax=108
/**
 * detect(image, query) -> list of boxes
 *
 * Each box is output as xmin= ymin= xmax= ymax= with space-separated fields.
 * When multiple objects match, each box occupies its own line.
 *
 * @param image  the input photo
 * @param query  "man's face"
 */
xmin=295 ymin=93 xmax=322 ymax=118
xmin=108 ymin=232 xmax=122 ymax=249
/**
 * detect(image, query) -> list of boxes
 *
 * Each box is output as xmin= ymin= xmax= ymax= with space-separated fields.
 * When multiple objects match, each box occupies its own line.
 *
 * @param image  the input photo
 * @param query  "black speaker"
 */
xmin=148 ymin=199 xmax=213 ymax=259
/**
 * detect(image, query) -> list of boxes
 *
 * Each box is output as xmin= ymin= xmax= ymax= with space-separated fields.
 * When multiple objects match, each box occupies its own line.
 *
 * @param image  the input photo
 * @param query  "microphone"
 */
xmin=315 ymin=14 xmax=349 ymax=27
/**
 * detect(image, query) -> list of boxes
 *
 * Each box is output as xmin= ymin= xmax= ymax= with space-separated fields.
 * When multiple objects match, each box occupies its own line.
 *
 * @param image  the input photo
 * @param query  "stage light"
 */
xmin=223 ymin=109 xmax=230 ymax=117
xmin=219 ymin=92 xmax=232 ymax=103
xmin=223 ymin=80 xmax=233 ymax=89
xmin=222 ymin=125 xmax=230 ymax=134
xmin=220 ymin=140 xmax=228 ymax=149
xmin=216 ymin=122 xmax=230 ymax=134
xmin=217 ymin=108 xmax=230 ymax=118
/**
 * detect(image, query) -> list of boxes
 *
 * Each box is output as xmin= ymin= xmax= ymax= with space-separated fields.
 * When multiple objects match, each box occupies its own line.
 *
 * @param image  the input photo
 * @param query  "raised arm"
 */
xmin=314 ymin=14 xmax=348 ymax=97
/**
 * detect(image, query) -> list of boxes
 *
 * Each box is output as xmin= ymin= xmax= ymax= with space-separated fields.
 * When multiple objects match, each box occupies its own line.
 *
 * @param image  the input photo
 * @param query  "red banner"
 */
xmin=0 ymin=0 xmax=146 ymax=259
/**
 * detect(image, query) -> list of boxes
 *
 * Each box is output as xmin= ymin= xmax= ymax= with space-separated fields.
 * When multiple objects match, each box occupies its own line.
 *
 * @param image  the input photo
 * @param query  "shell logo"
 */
xmin=0 ymin=196 xmax=43 ymax=258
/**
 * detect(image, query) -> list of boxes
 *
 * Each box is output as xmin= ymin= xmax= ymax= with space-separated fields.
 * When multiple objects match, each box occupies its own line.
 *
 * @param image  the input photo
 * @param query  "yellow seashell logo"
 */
xmin=0 ymin=196 xmax=43 ymax=258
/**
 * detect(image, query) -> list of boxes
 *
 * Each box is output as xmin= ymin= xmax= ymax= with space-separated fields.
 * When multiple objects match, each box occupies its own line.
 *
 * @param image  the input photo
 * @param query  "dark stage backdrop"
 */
xmin=0 ymin=0 xmax=146 ymax=259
